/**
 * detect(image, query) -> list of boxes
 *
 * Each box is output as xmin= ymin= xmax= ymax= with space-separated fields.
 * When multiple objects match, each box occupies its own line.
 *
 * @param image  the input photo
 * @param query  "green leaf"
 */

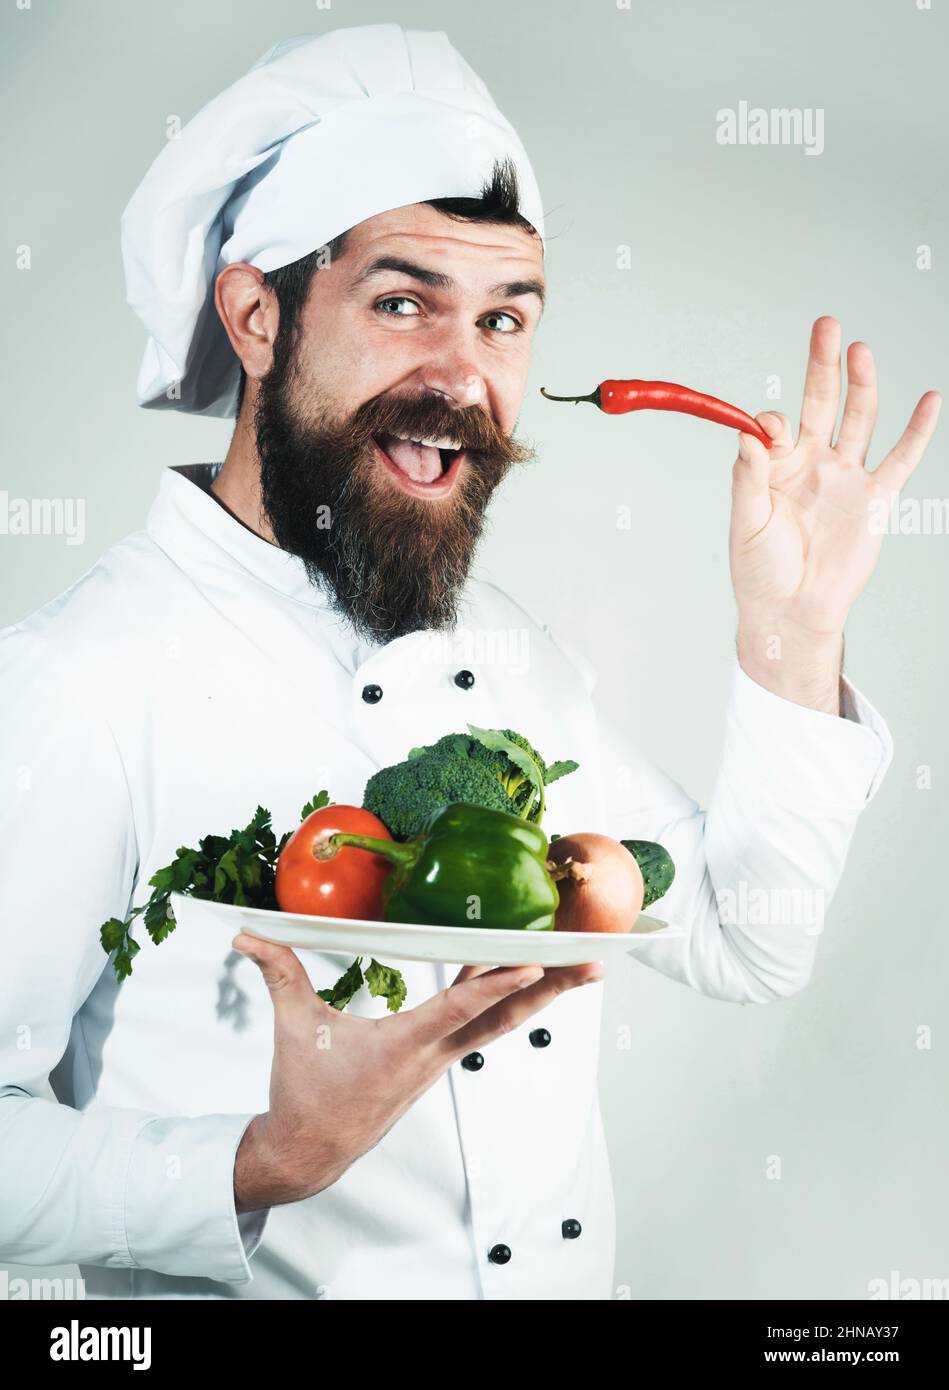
xmin=300 ymin=790 xmax=332 ymax=820
xmin=147 ymin=866 xmax=175 ymax=895
xmin=100 ymin=916 xmax=133 ymax=952
xmin=365 ymin=958 xmax=408 ymax=1014
xmin=100 ymin=796 xmax=332 ymax=985
xmin=317 ymin=957 xmax=365 ymax=1010
xmin=544 ymin=759 xmax=579 ymax=785
xmin=247 ymin=806 xmax=273 ymax=836
xmin=113 ymin=936 xmax=140 ymax=982
xmin=188 ymin=863 xmax=216 ymax=896
xmin=198 ymin=833 xmax=232 ymax=861
xmin=100 ymin=912 xmax=142 ymax=979
xmin=143 ymin=894 xmax=177 ymax=945
xmin=172 ymin=850 xmax=203 ymax=890
xmin=467 ymin=725 xmax=545 ymax=818
xmin=237 ymin=854 xmax=264 ymax=896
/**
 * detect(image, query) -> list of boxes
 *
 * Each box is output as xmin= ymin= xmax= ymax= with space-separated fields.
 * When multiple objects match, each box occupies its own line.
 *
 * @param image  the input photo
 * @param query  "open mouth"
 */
xmin=371 ymin=432 xmax=466 ymax=499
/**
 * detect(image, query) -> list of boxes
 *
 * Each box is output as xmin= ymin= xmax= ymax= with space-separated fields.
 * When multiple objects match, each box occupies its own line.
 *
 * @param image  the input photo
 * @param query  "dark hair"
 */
xmin=233 ymin=156 xmax=539 ymax=417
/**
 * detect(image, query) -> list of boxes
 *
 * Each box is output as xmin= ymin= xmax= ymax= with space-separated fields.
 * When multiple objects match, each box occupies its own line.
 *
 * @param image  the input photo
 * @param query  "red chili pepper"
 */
xmin=540 ymin=380 xmax=774 ymax=448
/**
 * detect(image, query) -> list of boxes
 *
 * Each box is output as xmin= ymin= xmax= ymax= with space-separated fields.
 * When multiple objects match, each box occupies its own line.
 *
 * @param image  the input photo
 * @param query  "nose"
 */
xmin=416 ymin=357 xmax=487 ymax=411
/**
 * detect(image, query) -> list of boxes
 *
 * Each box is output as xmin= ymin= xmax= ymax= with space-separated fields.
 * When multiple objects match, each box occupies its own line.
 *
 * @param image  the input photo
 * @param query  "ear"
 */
xmin=214 ymin=263 xmax=277 ymax=390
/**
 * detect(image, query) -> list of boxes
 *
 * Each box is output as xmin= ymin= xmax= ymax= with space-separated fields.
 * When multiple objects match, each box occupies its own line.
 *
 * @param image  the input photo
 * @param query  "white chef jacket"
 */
xmin=0 ymin=462 xmax=894 ymax=1300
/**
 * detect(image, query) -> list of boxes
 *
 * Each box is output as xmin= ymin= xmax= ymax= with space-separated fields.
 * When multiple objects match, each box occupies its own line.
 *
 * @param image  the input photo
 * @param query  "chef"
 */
xmin=0 ymin=23 xmax=939 ymax=1301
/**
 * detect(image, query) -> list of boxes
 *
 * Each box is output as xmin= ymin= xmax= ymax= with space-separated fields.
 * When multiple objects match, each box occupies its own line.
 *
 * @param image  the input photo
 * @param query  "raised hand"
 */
xmin=729 ymin=316 xmax=941 ymax=710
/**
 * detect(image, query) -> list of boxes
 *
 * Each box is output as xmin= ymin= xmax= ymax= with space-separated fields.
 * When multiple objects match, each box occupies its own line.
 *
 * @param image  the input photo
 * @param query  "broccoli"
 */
xmin=362 ymin=726 xmax=578 ymax=841
xmin=478 ymin=728 xmax=550 ymax=819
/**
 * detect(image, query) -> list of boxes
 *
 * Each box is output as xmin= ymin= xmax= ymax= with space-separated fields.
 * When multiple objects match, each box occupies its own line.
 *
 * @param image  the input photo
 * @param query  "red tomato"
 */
xmin=275 ymin=805 xmax=394 ymax=920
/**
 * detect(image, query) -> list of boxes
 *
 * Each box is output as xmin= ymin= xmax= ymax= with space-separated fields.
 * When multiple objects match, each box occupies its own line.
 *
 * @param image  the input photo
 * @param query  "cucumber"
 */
xmin=620 ymin=839 xmax=675 ymax=908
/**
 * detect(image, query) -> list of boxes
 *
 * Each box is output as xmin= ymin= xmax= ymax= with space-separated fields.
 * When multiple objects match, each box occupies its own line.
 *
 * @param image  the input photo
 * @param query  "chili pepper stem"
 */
xmin=539 ymin=386 xmax=601 ymax=407
xmin=312 ymin=830 xmax=420 ymax=867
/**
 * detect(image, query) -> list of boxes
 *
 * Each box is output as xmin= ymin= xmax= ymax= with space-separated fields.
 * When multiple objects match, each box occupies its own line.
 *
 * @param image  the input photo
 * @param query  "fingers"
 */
xmin=411 ymin=964 xmax=547 ymax=1045
xmin=505 ymin=961 xmax=604 ymax=1004
xmin=730 ymin=413 xmax=791 ymax=539
xmin=428 ymin=962 xmax=605 ymax=1059
xmin=232 ymin=933 xmax=323 ymax=1029
xmin=872 ymin=391 xmax=943 ymax=495
xmin=451 ymin=963 xmax=494 ymax=984
xmin=450 ymin=962 xmax=533 ymax=985
xmin=835 ymin=341 xmax=878 ymax=464
xmin=756 ymin=411 xmax=793 ymax=450
xmin=731 ymin=427 xmax=774 ymax=539
xmin=799 ymin=316 xmax=842 ymax=445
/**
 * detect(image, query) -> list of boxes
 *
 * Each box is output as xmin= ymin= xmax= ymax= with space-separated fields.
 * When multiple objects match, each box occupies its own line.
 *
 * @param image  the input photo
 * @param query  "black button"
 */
xmin=453 ymin=669 xmax=475 ymax=689
xmin=488 ymin=1244 xmax=512 ymax=1265
xmin=562 ymin=1219 xmax=582 ymax=1240
xmin=529 ymin=1028 xmax=551 ymax=1049
xmin=461 ymin=1051 xmax=484 ymax=1071
xmin=361 ymin=684 xmax=383 ymax=704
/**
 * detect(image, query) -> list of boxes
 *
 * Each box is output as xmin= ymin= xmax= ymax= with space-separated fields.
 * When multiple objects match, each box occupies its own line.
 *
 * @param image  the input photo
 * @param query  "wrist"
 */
xmin=737 ymin=616 xmax=844 ymax=715
xmin=234 ymin=1112 xmax=351 ymax=1213
xmin=234 ymin=1113 xmax=300 ymax=1213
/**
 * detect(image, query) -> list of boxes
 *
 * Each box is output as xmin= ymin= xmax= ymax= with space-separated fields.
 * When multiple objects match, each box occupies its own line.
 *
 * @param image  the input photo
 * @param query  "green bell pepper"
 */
xmin=320 ymin=802 xmax=560 ymax=931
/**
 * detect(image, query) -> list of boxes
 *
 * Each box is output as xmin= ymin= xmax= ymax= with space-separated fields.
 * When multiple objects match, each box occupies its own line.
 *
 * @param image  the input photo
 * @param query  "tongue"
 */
xmin=382 ymin=435 xmax=443 ymax=484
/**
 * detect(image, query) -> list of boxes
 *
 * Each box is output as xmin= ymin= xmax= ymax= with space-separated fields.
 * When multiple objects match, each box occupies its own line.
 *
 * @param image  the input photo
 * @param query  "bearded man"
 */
xmin=1 ymin=23 xmax=933 ymax=1301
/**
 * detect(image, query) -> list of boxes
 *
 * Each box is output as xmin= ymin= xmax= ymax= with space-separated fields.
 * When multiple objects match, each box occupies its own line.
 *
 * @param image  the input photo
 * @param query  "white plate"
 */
xmin=171 ymin=893 xmax=685 ymax=967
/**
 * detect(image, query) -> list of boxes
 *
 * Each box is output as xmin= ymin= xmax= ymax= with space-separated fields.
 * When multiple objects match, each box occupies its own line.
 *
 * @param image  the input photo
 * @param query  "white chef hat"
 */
xmin=120 ymin=22 xmax=546 ymax=419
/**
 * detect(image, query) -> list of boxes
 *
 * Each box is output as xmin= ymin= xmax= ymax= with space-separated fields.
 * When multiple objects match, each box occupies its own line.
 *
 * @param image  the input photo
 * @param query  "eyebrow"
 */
xmin=348 ymin=255 xmax=546 ymax=311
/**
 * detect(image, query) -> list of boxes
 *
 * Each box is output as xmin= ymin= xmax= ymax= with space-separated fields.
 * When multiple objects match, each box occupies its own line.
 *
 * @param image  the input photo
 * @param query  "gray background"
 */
xmin=2 ymin=0 xmax=946 ymax=1299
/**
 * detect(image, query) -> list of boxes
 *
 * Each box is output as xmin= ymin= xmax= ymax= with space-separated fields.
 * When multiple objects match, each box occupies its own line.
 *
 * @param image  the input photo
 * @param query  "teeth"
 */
xmin=391 ymin=431 xmax=462 ymax=451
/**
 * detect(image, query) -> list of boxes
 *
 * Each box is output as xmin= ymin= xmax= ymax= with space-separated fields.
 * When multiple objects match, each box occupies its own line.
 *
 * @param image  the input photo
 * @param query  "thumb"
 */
xmin=731 ymin=430 xmax=774 ymax=538
xmin=232 ymin=934 xmax=322 ymax=1026
xmin=755 ymin=411 xmax=792 ymax=449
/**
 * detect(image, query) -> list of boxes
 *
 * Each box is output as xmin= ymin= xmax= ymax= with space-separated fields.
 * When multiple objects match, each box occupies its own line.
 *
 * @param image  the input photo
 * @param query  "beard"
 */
xmin=253 ymin=346 xmax=536 ymax=644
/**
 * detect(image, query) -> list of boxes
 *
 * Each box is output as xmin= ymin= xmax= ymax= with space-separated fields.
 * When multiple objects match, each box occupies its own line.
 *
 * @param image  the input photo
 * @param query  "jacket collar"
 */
xmin=143 ymin=463 xmax=481 ymax=674
xmin=147 ymin=462 xmax=338 ymax=613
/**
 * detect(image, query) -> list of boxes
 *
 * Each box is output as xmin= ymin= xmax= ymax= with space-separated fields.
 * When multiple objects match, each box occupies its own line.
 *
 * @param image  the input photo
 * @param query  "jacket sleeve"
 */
xmin=595 ymin=653 xmax=894 ymax=1003
xmin=0 ymin=626 xmax=269 ymax=1280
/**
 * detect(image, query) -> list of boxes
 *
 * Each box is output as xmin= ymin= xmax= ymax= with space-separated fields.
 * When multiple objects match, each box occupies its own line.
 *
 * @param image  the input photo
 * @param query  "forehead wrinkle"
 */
xmin=344 ymin=254 xmax=546 ymax=311
xmin=347 ymin=255 xmax=455 ymax=295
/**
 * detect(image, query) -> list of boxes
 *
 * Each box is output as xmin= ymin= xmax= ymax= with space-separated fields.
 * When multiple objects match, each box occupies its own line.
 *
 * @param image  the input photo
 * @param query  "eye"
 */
xmin=375 ymin=296 xmax=421 ymax=317
xmin=480 ymin=311 xmax=522 ymax=334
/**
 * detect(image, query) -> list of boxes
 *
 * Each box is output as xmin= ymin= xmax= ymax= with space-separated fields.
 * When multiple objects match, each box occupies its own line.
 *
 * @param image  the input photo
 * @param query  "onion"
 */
xmin=546 ymin=833 xmax=644 ymax=933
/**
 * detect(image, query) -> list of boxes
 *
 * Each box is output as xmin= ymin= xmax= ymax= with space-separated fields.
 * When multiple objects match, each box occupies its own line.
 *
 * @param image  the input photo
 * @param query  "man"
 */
xmin=0 ymin=24 xmax=939 ymax=1301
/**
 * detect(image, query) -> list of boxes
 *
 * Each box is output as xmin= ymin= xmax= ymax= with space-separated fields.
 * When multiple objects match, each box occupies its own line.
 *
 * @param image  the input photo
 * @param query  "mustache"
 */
xmin=346 ymin=392 xmax=536 ymax=465
xmin=254 ymin=368 xmax=525 ymax=641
